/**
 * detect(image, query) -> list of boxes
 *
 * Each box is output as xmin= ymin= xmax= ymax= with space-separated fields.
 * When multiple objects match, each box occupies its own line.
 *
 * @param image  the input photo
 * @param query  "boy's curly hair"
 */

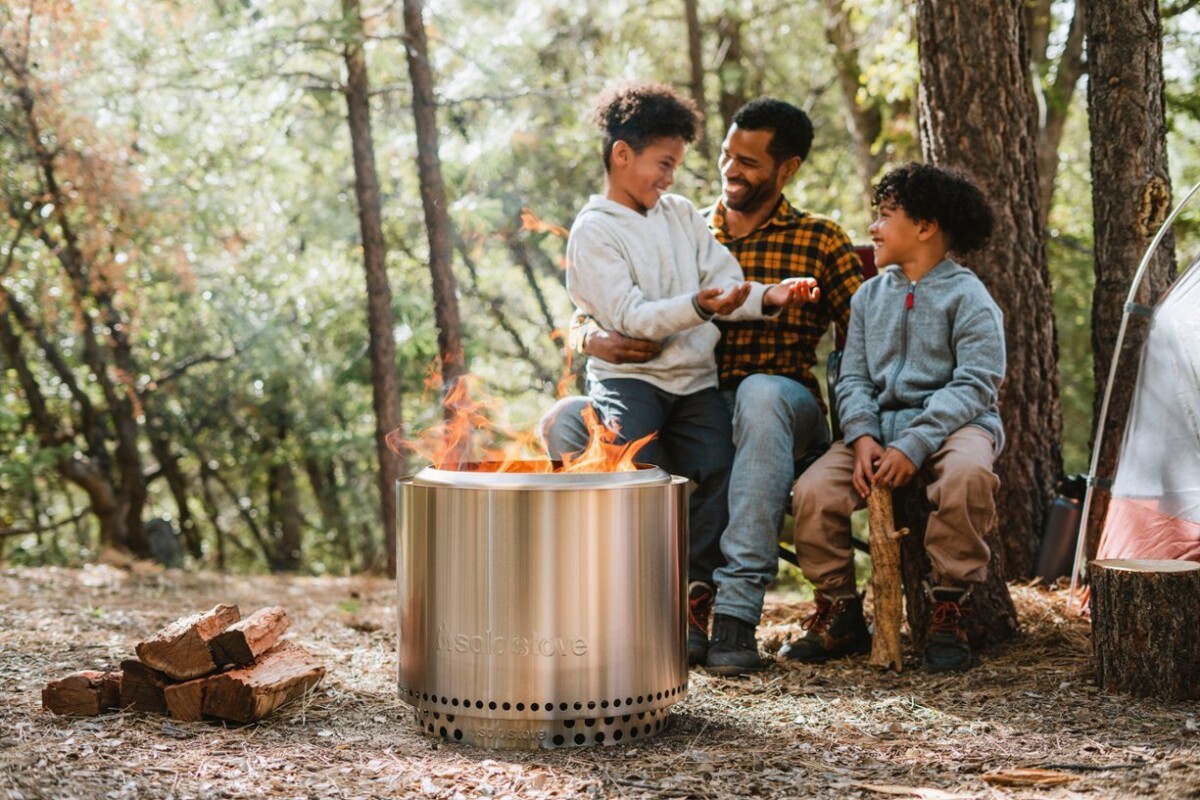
xmin=591 ymin=82 xmax=701 ymax=171
xmin=872 ymin=162 xmax=995 ymax=254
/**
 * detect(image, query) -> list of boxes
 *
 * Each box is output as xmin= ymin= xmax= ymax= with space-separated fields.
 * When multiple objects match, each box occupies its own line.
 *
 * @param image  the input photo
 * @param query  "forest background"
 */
xmin=2 ymin=0 xmax=1199 ymax=579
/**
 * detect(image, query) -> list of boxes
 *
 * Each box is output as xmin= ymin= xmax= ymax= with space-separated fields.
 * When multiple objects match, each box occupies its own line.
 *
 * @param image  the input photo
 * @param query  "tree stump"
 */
xmin=1090 ymin=559 xmax=1200 ymax=700
xmin=867 ymin=486 xmax=909 ymax=671
xmin=896 ymin=481 xmax=1019 ymax=649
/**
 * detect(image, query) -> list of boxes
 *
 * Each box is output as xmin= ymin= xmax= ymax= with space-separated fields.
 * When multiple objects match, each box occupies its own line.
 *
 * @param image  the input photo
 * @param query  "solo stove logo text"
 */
xmin=437 ymin=624 xmax=588 ymax=657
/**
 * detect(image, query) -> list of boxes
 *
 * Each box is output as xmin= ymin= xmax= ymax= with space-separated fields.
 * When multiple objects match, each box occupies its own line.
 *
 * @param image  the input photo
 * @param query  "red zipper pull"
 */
xmin=906 ymin=285 xmax=914 ymax=310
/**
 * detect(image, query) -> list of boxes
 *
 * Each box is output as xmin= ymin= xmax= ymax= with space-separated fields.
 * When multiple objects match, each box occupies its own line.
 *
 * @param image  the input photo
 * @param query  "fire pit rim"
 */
xmin=405 ymin=462 xmax=673 ymax=490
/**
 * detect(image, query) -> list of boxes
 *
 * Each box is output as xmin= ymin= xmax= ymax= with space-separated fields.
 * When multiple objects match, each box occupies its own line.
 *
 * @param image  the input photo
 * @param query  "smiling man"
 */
xmin=543 ymin=98 xmax=864 ymax=674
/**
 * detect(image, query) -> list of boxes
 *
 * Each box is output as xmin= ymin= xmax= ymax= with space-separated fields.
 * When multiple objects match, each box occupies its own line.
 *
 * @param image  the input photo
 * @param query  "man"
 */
xmin=541 ymin=98 xmax=863 ymax=675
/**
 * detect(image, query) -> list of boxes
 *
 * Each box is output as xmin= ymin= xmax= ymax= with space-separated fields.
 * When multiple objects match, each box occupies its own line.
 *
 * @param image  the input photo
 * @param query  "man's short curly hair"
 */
xmin=731 ymin=98 xmax=814 ymax=163
xmin=591 ymin=82 xmax=701 ymax=171
xmin=872 ymin=162 xmax=995 ymax=254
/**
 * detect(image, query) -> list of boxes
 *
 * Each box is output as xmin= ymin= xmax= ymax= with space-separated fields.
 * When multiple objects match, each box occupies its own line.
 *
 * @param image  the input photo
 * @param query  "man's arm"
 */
xmin=569 ymin=312 xmax=663 ymax=364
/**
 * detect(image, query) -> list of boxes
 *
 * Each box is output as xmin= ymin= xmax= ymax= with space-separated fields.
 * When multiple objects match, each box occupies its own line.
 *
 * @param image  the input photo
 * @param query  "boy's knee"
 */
xmin=538 ymin=396 xmax=592 ymax=458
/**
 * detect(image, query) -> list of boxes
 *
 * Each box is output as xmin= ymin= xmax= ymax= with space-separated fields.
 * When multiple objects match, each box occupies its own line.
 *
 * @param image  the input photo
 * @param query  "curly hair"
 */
xmin=591 ymin=83 xmax=701 ymax=171
xmin=872 ymin=162 xmax=995 ymax=254
xmin=731 ymin=98 xmax=814 ymax=163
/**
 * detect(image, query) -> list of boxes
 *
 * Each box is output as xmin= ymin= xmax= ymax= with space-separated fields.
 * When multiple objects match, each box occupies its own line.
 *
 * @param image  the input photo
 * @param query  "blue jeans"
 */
xmin=539 ymin=380 xmax=734 ymax=586
xmin=712 ymin=374 xmax=828 ymax=625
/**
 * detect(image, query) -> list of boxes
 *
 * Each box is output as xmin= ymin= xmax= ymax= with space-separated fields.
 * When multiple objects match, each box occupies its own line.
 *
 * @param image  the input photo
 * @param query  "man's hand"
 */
xmin=583 ymin=328 xmax=663 ymax=364
xmin=697 ymin=283 xmax=751 ymax=316
xmin=852 ymin=436 xmax=885 ymax=498
xmin=764 ymin=277 xmax=820 ymax=309
xmin=873 ymin=448 xmax=917 ymax=489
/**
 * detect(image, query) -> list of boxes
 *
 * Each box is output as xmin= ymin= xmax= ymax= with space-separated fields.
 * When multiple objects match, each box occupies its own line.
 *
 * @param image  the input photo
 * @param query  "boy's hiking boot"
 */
xmin=778 ymin=593 xmax=871 ymax=663
xmin=924 ymin=585 xmax=973 ymax=673
xmin=687 ymin=581 xmax=715 ymax=666
xmin=706 ymin=614 xmax=764 ymax=675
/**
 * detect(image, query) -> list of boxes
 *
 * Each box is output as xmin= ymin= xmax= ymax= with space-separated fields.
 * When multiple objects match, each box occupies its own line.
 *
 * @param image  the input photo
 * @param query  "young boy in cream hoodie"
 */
xmin=565 ymin=82 xmax=818 ymax=636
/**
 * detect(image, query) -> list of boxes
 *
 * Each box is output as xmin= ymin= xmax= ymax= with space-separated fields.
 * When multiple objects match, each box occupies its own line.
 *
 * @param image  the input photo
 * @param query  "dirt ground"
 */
xmin=1 ymin=564 xmax=1198 ymax=800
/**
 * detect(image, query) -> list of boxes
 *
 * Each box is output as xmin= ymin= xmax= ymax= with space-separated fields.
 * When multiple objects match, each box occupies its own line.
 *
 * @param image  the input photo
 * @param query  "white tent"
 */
xmin=1071 ymin=181 xmax=1200 ymax=594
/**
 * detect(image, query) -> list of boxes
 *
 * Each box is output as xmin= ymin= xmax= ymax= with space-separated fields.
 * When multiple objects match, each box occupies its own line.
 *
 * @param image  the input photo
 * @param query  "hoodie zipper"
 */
xmin=886 ymin=279 xmax=917 ymax=442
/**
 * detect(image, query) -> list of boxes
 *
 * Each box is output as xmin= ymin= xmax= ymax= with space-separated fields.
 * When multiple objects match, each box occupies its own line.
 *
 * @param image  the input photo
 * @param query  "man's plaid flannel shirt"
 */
xmin=708 ymin=196 xmax=862 ymax=412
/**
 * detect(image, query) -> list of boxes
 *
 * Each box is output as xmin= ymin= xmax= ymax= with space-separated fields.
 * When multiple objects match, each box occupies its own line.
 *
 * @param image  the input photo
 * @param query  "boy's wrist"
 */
xmin=691 ymin=292 xmax=715 ymax=321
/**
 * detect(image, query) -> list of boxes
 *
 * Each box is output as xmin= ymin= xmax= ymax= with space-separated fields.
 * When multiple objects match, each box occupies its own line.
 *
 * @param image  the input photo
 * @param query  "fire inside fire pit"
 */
xmin=396 ymin=462 xmax=688 ymax=749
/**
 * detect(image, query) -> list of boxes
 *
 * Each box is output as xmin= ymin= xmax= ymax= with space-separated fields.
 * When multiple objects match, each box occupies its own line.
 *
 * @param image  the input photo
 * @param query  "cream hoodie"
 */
xmin=566 ymin=193 xmax=774 ymax=395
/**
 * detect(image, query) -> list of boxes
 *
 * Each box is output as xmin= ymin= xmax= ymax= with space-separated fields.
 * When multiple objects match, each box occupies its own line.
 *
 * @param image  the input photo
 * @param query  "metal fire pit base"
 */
xmin=404 ymin=687 xmax=681 ymax=749
xmin=397 ymin=464 xmax=690 ymax=750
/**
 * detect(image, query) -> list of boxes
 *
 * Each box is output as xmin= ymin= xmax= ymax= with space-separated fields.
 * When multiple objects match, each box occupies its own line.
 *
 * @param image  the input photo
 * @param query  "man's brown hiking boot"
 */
xmin=778 ymin=593 xmax=870 ymax=663
xmin=687 ymin=581 xmax=715 ymax=666
xmin=924 ymin=585 xmax=973 ymax=673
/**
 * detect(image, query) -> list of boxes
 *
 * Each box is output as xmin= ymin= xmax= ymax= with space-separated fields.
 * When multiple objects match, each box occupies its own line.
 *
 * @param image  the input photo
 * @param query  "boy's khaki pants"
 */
xmin=791 ymin=426 xmax=998 ymax=596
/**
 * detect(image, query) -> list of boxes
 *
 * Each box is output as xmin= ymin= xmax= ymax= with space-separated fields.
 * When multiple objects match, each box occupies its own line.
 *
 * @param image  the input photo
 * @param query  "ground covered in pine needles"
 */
xmin=1 ymin=564 xmax=1198 ymax=800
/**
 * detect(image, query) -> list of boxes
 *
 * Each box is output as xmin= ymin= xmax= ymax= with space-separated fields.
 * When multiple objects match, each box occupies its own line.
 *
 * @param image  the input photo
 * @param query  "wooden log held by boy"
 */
xmin=1090 ymin=559 xmax=1200 ymax=701
xmin=866 ymin=485 xmax=909 ymax=671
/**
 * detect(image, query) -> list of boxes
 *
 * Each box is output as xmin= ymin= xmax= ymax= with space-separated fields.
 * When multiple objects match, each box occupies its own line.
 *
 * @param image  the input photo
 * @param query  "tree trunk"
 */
xmin=403 ymin=0 xmax=468 ymax=395
xmin=682 ymin=0 xmax=710 ymax=159
xmin=343 ymin=0 xmax=404 ymax=576
xmin=1083 ymin=0 xmax=1176 ymax=558
xmin=1032 ymin=2 xmax=1086 ymax=226
xmin=715 ymin=14 xmax=746 ymax=138
xmin=304 ymin=455 xmax=354 ymax=568
xmin=1090 ymin=559 xmax=1200 ymax=700
xmin=823 ymin=0 xmax=886 ymax=216
xmin=267 ymin=460 xmax=303 ymax=572
xmin=916 ymin=0 xmax=1062 ymax=579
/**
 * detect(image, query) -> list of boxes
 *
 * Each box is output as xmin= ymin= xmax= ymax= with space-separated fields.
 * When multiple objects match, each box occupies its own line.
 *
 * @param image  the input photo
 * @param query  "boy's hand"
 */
xmin=852 ymin=436 xmax=885 ymax=498
xmin=697 ymin=283 xmax=751 ymax=315
xmin=583 ymin=329 xmax=663 ymax=363
xmin=765 ymin=277 xmax=820 ymax=309
xmin=874 ymin=447 xmax=917 ymax=489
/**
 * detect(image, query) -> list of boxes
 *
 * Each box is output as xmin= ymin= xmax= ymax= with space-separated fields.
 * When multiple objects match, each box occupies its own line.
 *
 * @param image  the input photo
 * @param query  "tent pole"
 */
xmin=1069 ymin=179 xmax=1200 ymax=608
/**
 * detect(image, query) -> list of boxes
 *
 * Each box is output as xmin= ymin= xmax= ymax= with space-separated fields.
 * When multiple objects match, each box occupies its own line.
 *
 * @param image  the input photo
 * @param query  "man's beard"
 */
xmin=723 ymin=169 xmax=780 ymax=213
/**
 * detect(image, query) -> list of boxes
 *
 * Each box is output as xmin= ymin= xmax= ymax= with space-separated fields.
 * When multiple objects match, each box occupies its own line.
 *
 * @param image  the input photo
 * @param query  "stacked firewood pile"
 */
xmin=41 ymin=604 xmax=325 ymax=723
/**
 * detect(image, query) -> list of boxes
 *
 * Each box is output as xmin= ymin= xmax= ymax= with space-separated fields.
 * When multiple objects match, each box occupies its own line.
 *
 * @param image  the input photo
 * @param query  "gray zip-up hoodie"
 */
xmin=566 ymin=193 xmax=774 ymax=395
xmin=837 ymin=259 xmax=1006 ymax=468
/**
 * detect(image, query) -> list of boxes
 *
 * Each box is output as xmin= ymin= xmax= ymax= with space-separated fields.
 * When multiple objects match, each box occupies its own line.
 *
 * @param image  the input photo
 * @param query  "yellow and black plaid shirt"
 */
xmin=708 ymin=196 xmax=862 ymax=410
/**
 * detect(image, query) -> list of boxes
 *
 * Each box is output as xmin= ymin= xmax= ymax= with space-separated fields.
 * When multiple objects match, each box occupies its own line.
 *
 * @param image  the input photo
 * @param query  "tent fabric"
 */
xmin=1097 ymin=250 xmax=1200 ymax=562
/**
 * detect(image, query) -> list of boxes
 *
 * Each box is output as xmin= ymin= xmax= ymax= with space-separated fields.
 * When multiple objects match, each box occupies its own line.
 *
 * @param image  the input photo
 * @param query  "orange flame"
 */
xmin=519 ymin=206 xmax=568 ymax=239
xmin=390 ymin=374 xmax=653 ymax=474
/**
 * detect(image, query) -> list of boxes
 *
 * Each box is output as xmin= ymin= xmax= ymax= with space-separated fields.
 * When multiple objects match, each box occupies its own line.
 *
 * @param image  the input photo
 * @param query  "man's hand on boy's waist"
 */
xmin=583 ymin=328 xmax=663 ymax=364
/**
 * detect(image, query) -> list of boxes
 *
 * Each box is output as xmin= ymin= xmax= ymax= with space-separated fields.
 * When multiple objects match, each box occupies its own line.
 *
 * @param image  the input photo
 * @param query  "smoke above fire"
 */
xmin=386 ymin=374 xmax=653 ymax=474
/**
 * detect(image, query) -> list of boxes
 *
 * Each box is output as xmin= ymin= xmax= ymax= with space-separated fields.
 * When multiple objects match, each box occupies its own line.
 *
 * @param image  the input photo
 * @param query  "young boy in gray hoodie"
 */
xmin=565 ymin=83 xmax=817 ymax=612
xmin=779 ymin=162 xmax=1004 ymax=673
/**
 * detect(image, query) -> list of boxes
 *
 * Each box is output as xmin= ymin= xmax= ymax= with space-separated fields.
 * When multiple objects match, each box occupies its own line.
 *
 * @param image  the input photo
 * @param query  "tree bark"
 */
xmin=916 ymin=0 xmax=1062 ymax=579
xmin=867 ymin=486 xmax=907 ymax=672
xmin=343 ymin=0 xmax=403 ymax=576
xmin=715 ymin=14 xmax=747 ymax=138
xmin=1083 ymin=0 xmax=1176 ymax=558
xmin=1030 ymin=1 xmax=1086 ymax=226
xmin=267 ymin=460 xmax=303 ymax=572
xmin=403 ymin=0 xmax=468 ymax=396
xmin=823 ymin=0 xmax=886 ymax=216
xmin=1090 ymin=559 xmax=1200 ymax=700
xmin=683 ymin=0 xmax=710 ymax=159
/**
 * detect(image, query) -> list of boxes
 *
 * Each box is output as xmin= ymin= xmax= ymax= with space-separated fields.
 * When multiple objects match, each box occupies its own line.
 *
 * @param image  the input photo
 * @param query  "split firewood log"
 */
xmin=119 ymin=659 xmax=172 ymax=714
xmin=135 ymin=603 xmax=241 ymax=680
xmin=42 ymin=670 xmax=122 ymax=716
xmin=163 ymin=676 xmax=208 ymax=722
xmin=867 ymin=485 xmax=909 ymax=672
xmin=210 ymin=606 xmax=290 ymax=667
xmin=201 ymin=640 xmax=325 ymax=723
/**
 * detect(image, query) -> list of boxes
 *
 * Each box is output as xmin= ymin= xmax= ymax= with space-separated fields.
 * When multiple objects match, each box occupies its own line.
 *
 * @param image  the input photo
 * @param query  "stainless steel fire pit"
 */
xmin=396 ymin=463 xmax=688 ymax=749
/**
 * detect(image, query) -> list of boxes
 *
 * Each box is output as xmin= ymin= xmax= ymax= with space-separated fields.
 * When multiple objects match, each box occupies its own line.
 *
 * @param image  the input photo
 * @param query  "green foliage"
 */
xmin=2 ymin=0 xmax=1198 ymax=572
